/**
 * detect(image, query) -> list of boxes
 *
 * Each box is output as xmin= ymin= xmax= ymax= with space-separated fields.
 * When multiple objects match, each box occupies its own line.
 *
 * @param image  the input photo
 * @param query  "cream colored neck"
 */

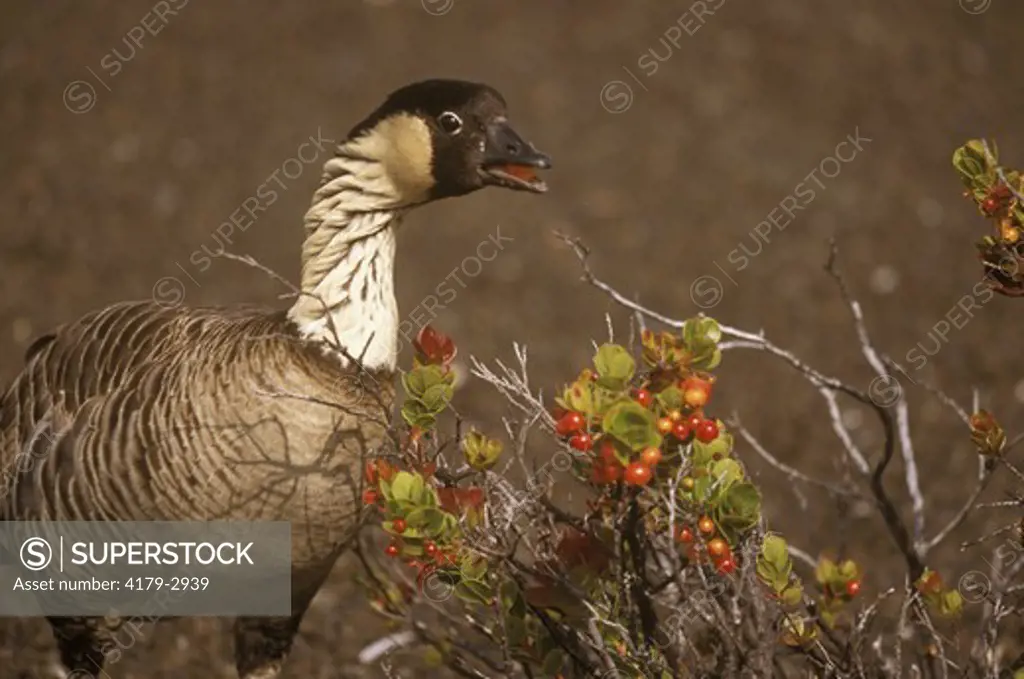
xmin=287 ymin=152 xmax=409 ymax=371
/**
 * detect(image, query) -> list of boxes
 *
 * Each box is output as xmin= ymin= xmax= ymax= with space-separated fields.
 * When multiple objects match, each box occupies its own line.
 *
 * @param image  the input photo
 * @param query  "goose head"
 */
xmin=344 ymin=79 xmax=551 ymax=207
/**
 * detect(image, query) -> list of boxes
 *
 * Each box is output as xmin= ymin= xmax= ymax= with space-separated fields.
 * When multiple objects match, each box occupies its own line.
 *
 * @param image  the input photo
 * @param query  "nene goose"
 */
xmin=0 ymin=79 xmax=550 ymax=678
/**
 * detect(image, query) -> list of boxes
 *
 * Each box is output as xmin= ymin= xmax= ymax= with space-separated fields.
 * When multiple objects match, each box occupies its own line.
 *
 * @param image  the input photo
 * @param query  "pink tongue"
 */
xmin=500 ymin=164 xmax=539 ymax=182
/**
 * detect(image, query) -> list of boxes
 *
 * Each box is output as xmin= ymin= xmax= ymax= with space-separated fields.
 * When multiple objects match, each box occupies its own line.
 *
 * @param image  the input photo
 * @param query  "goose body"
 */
xmin=0 ymin=79 xmax=550 ymax=678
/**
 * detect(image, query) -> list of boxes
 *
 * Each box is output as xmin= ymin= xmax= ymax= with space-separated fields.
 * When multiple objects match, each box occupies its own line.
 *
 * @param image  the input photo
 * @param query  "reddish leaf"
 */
xmin=555 ymin=527 xmax=611 ymax=573
xmin=414 ymin=325 xmax=457 ymax=366
xmin=437 ymin=487 xmax=485 ymax=515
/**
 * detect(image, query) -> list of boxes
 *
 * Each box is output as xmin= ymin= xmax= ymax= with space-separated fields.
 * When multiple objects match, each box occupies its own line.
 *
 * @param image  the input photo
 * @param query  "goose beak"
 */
xmin=480 ymin=119 xmax=551 ymax=193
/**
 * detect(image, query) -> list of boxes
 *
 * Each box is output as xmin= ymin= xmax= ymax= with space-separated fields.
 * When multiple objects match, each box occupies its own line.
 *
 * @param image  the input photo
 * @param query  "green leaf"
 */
xmin=837 ymin=559 xmax=859 ymax=580
xmin=455 ymin=579 xmax=493 ymax=605
xmin=401 ymin=400 xmax=437 ymax=429
xmin=940 ymin=590 xmax=964 ymax=617
xmin=780 ymin=584 xmax=803 ymax=606
xmin=419 ymin=383 xmax=454 ymax=412
xmin=761 ymin=535 xmax=789 ymax=571
xmin=382 ymin=520 xmax=423 ymax=539
xmin=505 ymin=613 xmax=527 ymax=647
xmin=602 ymin=400 xmax=662 ymax=451
xmin=462 ymin=430 xmax=504 ymax=471
xmin=404 ymin=506 xmax=450 ymax=536
xmin=401 ymin=365 xmax=446 ymax=398
xmin=423 ymin=646 xmax=444 ymax=667
xmin=691 ymin=429 xmax=732 ymax=465
xmin=379 ymin=477 xmax=394 ymax=503
xmin=756 ymin=559 xmax=778 ymax=585
xmin=710 ymin=458 xmax=743 ymax=490
xmin=541 ymin=649 xmax=565 ymax=676
xmin=460 ymin=554 xmax=488 ymax=581
xmin=716 ymin=482 xmax=761 ymax=535
xmin=593 ymin=343 xmax=635 ymax=391
xmin=815 ymin=558 xmax=838 ymax=585
xmin=560 ymin=379 xmax=596 ymax=417
xmin=656 ymin=385 xmax=683 ymax=411
xmin=389 ymin=471 xmax=425 ymax=506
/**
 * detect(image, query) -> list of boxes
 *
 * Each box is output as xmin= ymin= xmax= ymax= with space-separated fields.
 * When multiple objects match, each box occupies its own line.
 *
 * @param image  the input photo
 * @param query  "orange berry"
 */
xmin=624 ymin=462 xmax=652 ymax=486
xmin=640 ymin=446 xmax=663 ymax=466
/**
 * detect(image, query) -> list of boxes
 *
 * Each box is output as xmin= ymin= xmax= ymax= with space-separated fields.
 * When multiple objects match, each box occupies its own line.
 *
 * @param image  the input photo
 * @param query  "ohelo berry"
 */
xmin=391 ymin=518 xmax=407 ymax=534
xmin=672 ymin=420 xmax=691 ymax=440
xmin=982 ymin=196 xmax=1000 ymax=215
xmin=681 ymin=476 xmax=695 ymax=491
xmin=362 ymin=489 xmax=378 ymax=505
xmin=695 ymin=419 xmax=720 ymax=443
xmin=424 ymin=541 xmax=438 ymax=556
xmin=657 ymin=417 xmax=674 ymax=435
xmin=716 ymin=558 xmax=736 ymax=575
xmin=685 ymin=413 xmax=703 ymax=431
xmin=624 ymin=462 xmax=653 ymax=486
xmin=681 ymin=376 xmax=713 ymax=408
xmin=698 ymin=516 xmax=716 ymax=535
xmin=634 ymin=388 xmax=653 ymax=408
xmin=707 ymin=538 xmax=729 ymax=558
xmin=845 ymin=580 xmax=861 ymax=598
xmin=385 ymin=543 xmax=400 ymax=558
xmin=669 ymin=409 xmax=683 ymax=422
xmin=555 ymin=411 xmax=585 ymax=436
xmin=640 ymin=446 xmax=662 ymax=466
xmin=676 ymin=526 xmax=694 ymax=543
xmin=569 ymin=432 xmax=594 ymax=451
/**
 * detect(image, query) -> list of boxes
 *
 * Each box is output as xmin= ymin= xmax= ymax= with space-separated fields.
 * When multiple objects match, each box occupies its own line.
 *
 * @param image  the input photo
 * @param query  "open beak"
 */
xmin=480 ymin=119 xmax=551 ymax=193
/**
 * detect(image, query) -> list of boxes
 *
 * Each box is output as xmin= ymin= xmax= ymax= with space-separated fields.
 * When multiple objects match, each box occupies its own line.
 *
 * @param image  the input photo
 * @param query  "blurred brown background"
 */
xmin=2 ymin=0 xmax=1024 ymax=676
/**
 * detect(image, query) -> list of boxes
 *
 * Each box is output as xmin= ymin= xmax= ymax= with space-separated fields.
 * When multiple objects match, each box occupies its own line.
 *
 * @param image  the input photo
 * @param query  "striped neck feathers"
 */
xmin=287 ymin=140 xmax=427 ymax=372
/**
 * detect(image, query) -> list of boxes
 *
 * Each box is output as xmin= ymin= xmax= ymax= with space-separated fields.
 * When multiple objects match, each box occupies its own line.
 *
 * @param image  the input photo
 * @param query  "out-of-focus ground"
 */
xmin=2 ymin=0 xmax=1024 ymax=676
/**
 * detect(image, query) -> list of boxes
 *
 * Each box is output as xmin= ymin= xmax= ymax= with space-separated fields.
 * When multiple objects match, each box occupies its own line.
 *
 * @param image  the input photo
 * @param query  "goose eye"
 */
xmin=438 ymin=111 xmax=463 ymax=135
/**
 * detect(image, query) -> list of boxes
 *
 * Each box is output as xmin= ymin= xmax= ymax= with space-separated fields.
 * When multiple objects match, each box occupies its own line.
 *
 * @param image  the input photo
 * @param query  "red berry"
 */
xmin=685 ymin=413 xmax=703 ymax=431
xmin=707 ymin=538 xmax=729 ymax=558
xmin=624 ymin=462 xmax=652 ymax=486
xmin=845 ymin=580 xmax=861 ymax=598
xmin=640 ymin=446 xmax=662 ymax=466
xmin=634 ymin=388 xmax=653 ymax=408
xmin=424 ymin=541 xmax=438 ymax=556
xmin=716 ymin=558 xmax=736 ymax=575
xmin=597 ymin=441 xmax=617 ymax=463
xmin=657 ymin=417 xmax=674 ymax=435
xmin=982 ymin=197 xmax=1000 ymax=215
xmin=392 ymin=518 xmax=407 ymax=534
xmin=676 ymin=526 xmax=694 ymax=543
xmin=362 ymin=489 xmax=378 ymax=505
xmin=555 ymin=411 xmax=585 ymax=437
xmin=569 ymin=432 xmax=593 ymax=451
xmin=698 ymin=516 xmax=716 ymax=535
xmin=695 ymin=419 xmax=720 ymax=443
xmin=385 ymin=543 xmax=400 ymax=558
xmin=669 ymin=409 xmax=683 ymax=422
xmin=672 ymin=420 xmax=691 ymax=440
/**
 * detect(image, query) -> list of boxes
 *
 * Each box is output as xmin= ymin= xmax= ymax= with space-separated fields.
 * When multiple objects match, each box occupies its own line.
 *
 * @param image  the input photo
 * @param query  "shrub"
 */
xmin=352 ymin=141 xmax=1024 ymax=679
